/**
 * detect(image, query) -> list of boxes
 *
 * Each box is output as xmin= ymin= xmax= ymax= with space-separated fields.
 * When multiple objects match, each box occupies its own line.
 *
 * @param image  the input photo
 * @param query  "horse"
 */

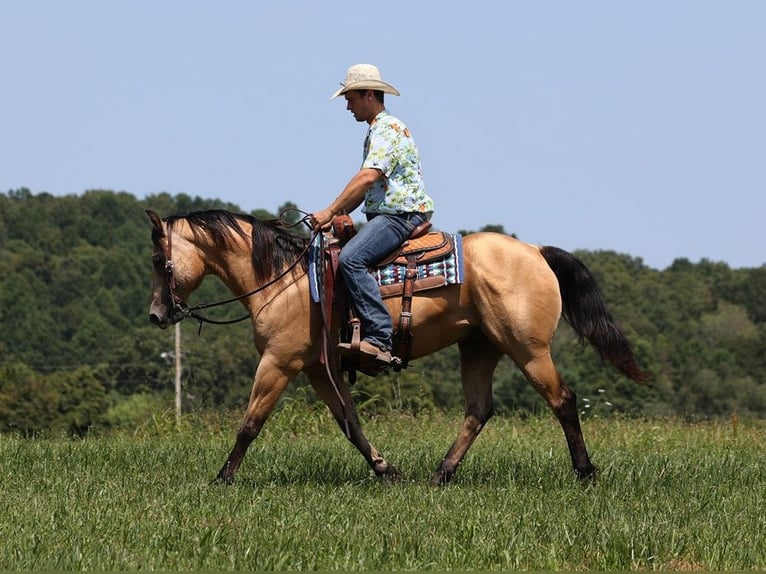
xmin=146 ymin=208 xmax=649 ymax=485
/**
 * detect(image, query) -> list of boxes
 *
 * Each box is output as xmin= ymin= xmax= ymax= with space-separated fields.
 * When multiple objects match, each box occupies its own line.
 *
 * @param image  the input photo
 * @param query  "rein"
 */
xmin=163 ymin=210 xmax=315 ymax=331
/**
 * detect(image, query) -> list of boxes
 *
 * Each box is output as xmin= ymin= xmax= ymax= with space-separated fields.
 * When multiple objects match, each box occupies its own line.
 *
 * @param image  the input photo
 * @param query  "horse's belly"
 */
xmin=386 ymin=284 xmax=475 ymax=358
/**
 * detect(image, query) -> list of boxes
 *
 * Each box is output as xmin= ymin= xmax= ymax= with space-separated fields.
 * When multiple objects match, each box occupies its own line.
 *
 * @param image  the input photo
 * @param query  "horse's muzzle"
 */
xmin=149 ymin=310 xmax=172 ymax=329
xmin=149 ymin=303 xmax=186 ymax=329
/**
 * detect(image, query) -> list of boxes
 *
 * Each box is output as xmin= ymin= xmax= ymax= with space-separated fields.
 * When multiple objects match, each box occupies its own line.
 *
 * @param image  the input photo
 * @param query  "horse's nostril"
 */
xmin=149 ymin=313 xmax=162 ymax=326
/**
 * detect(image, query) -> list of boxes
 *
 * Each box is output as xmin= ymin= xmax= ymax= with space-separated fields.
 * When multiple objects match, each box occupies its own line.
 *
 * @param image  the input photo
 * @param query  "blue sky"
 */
xmin=2 ymin=1 xmax=764 ymax=270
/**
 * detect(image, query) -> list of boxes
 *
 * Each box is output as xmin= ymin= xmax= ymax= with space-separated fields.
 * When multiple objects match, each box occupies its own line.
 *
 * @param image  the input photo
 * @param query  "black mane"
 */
xmin=167 ymin=209 xmax=309 ymax=283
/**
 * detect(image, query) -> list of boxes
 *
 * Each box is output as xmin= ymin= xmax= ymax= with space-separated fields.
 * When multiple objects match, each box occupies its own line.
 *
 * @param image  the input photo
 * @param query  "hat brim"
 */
xmin=329 ymin=80 xmax=400 ymax=100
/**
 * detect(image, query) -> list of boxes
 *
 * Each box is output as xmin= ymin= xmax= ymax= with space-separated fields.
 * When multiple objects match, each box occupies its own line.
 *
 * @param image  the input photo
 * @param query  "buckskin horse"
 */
xmin=146 ymin=208 xmax=649 ymax=485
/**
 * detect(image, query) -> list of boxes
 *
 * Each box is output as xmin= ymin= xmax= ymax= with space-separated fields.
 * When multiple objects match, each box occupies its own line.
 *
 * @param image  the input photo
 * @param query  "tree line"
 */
xmin=1 ymin=188 xmax=764 ymax=434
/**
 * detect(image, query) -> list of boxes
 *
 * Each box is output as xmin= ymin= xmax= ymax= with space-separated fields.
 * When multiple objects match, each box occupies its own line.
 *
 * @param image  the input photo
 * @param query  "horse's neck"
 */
xmin=206 ymin=240 xmax=302 ymax=311
xmin=204 ymin=245 xmax=258 ymax=300
xmin=172 ymin=221 xmax=251 ymax=300
xmin=182 ymin=220 xmax=306 ymax=314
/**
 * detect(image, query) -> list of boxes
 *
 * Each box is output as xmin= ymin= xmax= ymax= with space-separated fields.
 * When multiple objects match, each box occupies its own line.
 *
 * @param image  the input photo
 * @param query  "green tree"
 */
xmin=1 ymin=188 xmax=765 ymax=430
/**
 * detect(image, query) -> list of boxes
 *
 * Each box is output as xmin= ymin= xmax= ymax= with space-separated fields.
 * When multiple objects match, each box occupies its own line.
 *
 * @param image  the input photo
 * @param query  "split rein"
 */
xmin=164 ymin=210 xmax=317 ymax=333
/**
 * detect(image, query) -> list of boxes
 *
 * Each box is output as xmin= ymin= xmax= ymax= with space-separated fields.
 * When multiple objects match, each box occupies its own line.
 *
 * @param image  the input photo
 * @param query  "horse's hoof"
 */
xmin=428 ymin=468 xmax=453 ymax=486
xmin=575 ymin=466 xmax=598 ymax=486
xmin=210 ymin=474 xmax=235 ymax=486
xmin=381 ymin=465 xmax=403 ymax=484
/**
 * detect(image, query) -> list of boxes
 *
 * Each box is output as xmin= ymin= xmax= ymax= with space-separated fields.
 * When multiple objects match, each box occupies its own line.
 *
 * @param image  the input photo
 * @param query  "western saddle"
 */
xmin=319 ymin=216 xmax=455 ymax=379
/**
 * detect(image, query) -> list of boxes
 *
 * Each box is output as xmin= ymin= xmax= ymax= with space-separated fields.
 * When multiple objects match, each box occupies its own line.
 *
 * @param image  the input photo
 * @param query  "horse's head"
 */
xmin=146 ymin=210 xmax=205 ymax=329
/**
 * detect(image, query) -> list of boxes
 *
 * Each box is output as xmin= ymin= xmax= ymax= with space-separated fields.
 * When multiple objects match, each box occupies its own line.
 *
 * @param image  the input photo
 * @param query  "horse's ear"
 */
xmin=146 ymin=209 xmax=164 ymax=232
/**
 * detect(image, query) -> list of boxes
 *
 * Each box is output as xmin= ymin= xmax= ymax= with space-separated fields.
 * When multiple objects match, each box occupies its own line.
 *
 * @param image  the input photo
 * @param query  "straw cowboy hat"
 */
xmin=329 ymin=64 xmax=401 ymax=100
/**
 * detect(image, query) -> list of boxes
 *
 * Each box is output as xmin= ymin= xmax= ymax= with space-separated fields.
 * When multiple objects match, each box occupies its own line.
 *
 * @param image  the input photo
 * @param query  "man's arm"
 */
xmin=311 ymin=167 xmax=381 ymax=231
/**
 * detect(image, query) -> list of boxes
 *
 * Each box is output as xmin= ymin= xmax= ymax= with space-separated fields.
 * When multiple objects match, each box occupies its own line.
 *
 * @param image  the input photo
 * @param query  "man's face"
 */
xmin=344 ymin=90 xmax=374 ymax=123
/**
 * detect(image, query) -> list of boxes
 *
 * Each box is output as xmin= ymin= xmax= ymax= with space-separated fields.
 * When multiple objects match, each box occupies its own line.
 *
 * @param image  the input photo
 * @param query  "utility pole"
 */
xmin=174 ymin=321 xmax=182 ymax=426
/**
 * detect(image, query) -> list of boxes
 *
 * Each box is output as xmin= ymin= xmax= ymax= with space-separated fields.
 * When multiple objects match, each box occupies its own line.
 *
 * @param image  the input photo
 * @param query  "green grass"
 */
xmin=1 ymin=409 xmax=765 ymax=570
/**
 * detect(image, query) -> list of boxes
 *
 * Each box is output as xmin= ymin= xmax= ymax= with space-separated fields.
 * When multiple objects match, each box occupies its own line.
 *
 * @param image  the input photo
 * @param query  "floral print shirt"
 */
xmin=361 ymin=111 xmax=434 ymax=216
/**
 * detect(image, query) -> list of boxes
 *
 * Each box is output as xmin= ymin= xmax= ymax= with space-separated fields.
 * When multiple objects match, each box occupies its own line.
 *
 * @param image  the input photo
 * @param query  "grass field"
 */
xmin=1 ymin=406 xmax=765 ymax=571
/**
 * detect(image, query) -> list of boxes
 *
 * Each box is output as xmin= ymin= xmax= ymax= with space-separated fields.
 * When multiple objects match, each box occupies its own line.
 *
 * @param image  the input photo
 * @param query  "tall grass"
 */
xmin=1 ymin=409 xmax=764 ymax=570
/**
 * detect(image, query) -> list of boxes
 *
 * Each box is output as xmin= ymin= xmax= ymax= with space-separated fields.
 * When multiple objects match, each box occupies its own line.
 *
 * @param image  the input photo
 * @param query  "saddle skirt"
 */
xmin=308 ymin=231 xmax=464 ymax=302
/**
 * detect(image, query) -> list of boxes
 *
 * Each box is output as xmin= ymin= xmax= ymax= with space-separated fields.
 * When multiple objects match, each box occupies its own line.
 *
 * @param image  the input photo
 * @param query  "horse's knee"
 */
xmin=552 ymin=386 xmax=579 ymax=419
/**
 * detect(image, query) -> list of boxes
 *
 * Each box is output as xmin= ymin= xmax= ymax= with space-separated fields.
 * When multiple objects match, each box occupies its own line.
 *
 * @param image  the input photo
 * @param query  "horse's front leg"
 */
xmin=215 ymin=355 xmax=297 ymax=485
xmin=307 ymin=370 xmax=402 ymax=483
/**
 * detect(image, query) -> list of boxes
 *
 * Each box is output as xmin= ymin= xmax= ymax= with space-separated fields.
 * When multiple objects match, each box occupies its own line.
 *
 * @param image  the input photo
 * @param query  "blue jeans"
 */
xmin=338 ymin=212 xmax=428 ymax=351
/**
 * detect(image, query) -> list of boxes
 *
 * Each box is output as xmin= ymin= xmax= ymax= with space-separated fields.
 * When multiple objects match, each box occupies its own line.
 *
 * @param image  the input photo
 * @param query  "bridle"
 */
xmin=159 ymin=212 xmax=316 ymax=330
xmin=161 ymin=224 xmax=189 ymax=320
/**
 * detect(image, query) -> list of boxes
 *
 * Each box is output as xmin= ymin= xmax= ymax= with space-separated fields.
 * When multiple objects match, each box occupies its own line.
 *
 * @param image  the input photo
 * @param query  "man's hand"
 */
xmin=310 ymin=208 xmax=335 ymax=232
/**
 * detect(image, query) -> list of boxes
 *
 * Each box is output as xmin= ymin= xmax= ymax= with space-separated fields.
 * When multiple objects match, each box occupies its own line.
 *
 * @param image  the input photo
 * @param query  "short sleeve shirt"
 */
xmin=361 ymin=111 xmax=434 ymax=216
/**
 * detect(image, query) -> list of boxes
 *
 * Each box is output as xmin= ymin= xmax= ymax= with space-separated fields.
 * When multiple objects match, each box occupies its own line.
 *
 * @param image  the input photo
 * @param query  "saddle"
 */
xmin=377 ymin=222 xmax=452 ymax=265
xmin=320 ymin=216 xmax=458 ymax=377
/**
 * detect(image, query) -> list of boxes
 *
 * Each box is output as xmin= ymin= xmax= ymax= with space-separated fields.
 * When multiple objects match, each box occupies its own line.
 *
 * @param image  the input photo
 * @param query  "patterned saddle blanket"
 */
xmin=308 ymin=231 xmax=464 ymax=302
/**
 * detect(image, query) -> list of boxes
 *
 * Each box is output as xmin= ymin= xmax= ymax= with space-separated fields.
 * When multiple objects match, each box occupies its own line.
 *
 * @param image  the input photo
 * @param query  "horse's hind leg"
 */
xmin=430 ymin=335 xmax=502 ymax=486
xmin=521 ymin=353 xmax=596 ymax=480
xmin=307 ymin=371 xmax=402 ymax=482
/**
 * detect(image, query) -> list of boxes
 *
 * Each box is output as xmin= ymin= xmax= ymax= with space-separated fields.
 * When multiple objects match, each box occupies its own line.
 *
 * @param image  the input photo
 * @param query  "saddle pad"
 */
xmin=373 ymin=234 xmax=464 ymax=299
xmin=308 ymin=233 xmax=464 ymax=303
xmin=308 ymin=235 xmax=327 ymax=303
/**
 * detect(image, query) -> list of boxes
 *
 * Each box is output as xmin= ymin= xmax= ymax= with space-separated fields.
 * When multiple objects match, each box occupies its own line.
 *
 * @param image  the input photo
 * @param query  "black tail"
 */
xmin=540 ymin=246 xmax=651 ymax=384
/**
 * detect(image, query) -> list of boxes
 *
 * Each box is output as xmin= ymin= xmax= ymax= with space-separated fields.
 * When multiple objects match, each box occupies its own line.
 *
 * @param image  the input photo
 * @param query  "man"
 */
xmin=311 ymin=64 xmax=434 ymax=367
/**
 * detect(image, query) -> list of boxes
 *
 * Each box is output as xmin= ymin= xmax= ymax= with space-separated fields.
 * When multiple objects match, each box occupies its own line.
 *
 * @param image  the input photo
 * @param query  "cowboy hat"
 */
xmin=329 ymin=64 xmax=400 ymax=100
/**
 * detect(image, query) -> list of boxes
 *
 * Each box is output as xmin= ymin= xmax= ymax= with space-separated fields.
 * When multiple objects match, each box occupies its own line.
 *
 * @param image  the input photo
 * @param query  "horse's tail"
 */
xmin=539 ymin=245 xmax=651 ymax=384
